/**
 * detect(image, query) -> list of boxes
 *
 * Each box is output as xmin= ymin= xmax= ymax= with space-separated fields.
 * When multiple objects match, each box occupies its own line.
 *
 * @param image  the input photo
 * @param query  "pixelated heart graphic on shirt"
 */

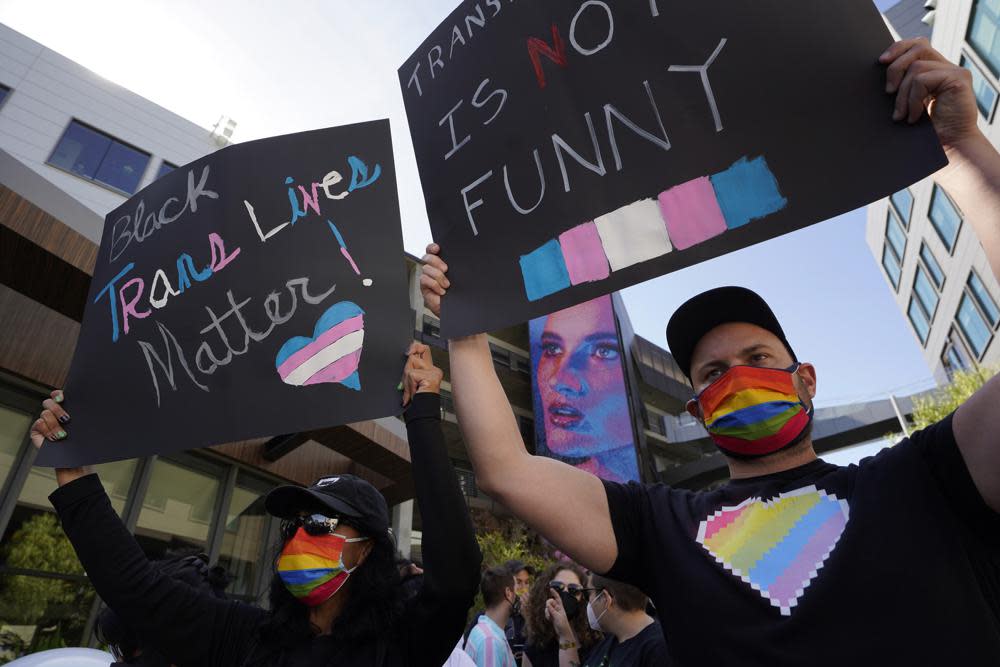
xmin=696 ymin=485 xmax=850 ymax=616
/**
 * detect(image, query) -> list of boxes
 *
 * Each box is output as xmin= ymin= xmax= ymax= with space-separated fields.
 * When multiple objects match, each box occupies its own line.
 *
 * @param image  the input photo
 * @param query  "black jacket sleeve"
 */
xmin=49 ymin=474 xmax=265 ymax=667
xmin=399 ymin=392 xmax=482 ymax=663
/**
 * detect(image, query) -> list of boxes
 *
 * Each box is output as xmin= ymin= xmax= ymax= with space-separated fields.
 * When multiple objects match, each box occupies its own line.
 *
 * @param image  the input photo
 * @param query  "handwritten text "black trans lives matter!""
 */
xmin=93 ymin=157 xmax=381 ymax=406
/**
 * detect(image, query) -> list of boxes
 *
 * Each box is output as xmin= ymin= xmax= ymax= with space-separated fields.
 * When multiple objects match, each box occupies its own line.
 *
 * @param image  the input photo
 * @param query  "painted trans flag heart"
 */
xmin=696 ymin=485 xmax=849 ymax=616
xmin=275 ymin=301 xmax=364 ymax=390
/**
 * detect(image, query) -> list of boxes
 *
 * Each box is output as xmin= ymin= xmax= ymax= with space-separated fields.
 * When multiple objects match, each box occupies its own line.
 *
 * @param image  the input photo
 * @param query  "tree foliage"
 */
xmin=467 ymin=509 xmax=555 ymax=623
xmin=0 ymin=512 xmax=93 ymax=660
xmin=911 ymin=366 xmax=997 ymax=431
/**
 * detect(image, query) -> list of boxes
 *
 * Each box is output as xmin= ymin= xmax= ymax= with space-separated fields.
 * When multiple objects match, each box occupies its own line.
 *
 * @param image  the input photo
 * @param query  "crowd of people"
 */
xmin=27 ymin=38 xmax=1000 ymax=666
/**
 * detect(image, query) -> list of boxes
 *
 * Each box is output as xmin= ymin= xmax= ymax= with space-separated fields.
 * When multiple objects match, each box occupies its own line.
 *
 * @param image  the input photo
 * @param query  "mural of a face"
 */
xmin=535 ymin=297 xmax=633 ymax=459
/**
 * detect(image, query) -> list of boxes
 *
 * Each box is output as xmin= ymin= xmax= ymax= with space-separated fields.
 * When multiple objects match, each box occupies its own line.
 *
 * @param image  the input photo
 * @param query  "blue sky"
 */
xmin=0 ymin=0 xmax=934 ymax=409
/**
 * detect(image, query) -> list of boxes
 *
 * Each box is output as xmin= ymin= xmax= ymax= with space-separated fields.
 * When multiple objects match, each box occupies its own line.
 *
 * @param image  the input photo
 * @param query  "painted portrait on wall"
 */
xmin=529 ymin=294 xmax=640 ymax=483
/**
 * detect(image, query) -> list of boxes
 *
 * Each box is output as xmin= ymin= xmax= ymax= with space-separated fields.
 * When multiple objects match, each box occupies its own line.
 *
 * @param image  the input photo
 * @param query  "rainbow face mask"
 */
xmin=277 ymin=527 xmax=368 ymax=606
xmin=696 ymin=364 xmax=813 ymax=458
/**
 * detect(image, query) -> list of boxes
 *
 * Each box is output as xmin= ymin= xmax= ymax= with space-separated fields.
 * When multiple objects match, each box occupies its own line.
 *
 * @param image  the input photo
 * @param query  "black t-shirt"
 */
xmin=524 ymin=641 xmax=593 ymax=667
xmin=583 ymin=620 xmax=668 ymax=666
xmin=603 ymin=414 xmax=1000 ymax=665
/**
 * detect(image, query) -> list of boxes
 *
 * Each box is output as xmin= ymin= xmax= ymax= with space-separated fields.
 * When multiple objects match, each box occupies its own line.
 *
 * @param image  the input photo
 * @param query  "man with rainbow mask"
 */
xmin=419 ymin=39 xmax=1000 ymax=665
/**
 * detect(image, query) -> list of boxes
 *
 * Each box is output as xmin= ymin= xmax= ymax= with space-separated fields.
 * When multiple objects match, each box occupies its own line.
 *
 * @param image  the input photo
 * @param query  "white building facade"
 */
xmin=0 ymin=23 xmax=223 ymax=236
xmin=866 ymin=0 xmax=1000 ymax=383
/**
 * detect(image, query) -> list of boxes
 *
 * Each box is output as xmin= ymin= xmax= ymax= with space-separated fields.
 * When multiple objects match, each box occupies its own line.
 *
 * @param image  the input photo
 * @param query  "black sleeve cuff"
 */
xmin=405 ymin=392 xmax=442 ymax=424
xmin=48 ymin=472 xmax=104 ymax=510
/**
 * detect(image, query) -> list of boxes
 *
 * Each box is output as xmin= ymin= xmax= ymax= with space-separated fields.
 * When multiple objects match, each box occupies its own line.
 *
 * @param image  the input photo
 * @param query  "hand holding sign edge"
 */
xmin=31 ymin=391 xmax=93 ymax=486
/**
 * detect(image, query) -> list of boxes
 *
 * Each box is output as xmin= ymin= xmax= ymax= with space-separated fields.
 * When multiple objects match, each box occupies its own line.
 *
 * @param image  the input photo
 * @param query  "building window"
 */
xmin=941 ymin=327 xmax=974 ymax=381
xmin=47 ymin=120 xmax=150 ymax=194
xmin=0 ymin=454 xmax=136 ymax=656
xmin=134 ymin=457 xmax=223 ymax=558
xmin=890 ymin=188 xmax=913 ymax=224
xmin=961 ymin=53 xmax=999 ymax=119
xmin=913 ymin=265 xmax=940 ymax=323
xmin=928 ymin=185 xmax=962 ymax=253
xmin=953 ymin=269 xmax=999 ymax=361
xmin=645 ymin=410 xmax=666 ymax=436
xmin=0 ymin=404 xmax=32 ymax=495
xmin=885 ymin=208 xmax=907 ymax=259
xmin=0 ymin=83 xmax=10 ymax=109
xmin=453 ymin=465 xmax=478 ymax=498
xmin=510 ymin=351 xmax=532 ymax=376
xmin=967 ymin=270 xmax=1000 ymax=327
xmin=881 ymin=207 xmax=907 ymax=289
xmin=908 ymin=297 xmax=931 ymax=345
xmin=919 ymin=242 xmax=945 ymax=289
xmin=216 ymin=473 xmax=275 ymax=600
xmin=421 ymin=315 xmax=440 ymax=339
xmin=882 ymin=246 xmax=902 ymax=289
xmin=440 ymin=389 xmax=455 ymax=415
xmin=155 ymin=161 xmax=177 ymax=181
xmin=968 ymin=0 xmax=1000 ymax=78
xmin=489 ymin=343 xmax=512 ymax=369
xmin=956 ymin=293 xmax=994 ymax=358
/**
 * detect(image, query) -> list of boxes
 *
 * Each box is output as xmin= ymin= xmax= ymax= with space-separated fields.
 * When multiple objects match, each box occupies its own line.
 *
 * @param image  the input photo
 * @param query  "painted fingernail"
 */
xmin=58 ymin=415 xmax=70 ymax=424
xmin=55 ymin=394 xmax=63 ymax=403
xmin=57 ymin=431 xmax=67 ymax=439
xmin=397 ymin=382 xmax=404 ymax=391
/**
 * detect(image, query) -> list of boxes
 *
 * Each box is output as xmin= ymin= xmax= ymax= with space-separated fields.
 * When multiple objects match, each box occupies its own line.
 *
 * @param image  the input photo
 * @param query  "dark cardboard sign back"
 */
xmin=398 ymin=0 xmax=946 ymax=338
xmin=37 ymin=120 xmax=411 ymax=468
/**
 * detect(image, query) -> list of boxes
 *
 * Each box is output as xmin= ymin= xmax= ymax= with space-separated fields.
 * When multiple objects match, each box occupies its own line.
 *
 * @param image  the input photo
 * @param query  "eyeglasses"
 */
xmin=281 ymin=512 xmax=343 ymax=538
xmin=548 ymin=581 xmax=596 ymax=598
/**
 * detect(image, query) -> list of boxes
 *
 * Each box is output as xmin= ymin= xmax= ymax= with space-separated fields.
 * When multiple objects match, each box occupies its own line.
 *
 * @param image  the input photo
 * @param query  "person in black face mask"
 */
xmin=31 ymin=343 xmax=481 ymax=666
xmin=522 ymin=564 xmax=601 ymax=667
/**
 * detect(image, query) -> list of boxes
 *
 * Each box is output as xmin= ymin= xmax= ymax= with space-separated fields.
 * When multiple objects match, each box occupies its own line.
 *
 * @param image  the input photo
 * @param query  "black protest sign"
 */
xmin=36 ymin=120 xmax=410 ymax=468
xmin=399 ymin=0 xmax=947 ymax=338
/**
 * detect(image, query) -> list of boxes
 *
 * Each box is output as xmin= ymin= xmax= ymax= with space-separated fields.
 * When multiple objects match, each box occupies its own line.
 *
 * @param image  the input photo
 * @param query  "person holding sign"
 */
xmin=31 ymin=343 xmax=481 ymax=666
xmin=420 ymin=40 xmax=1000 ymax=663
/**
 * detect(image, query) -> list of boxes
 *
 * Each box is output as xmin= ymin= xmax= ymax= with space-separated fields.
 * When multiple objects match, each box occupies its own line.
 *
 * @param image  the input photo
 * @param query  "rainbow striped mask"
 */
xmin=277 ymin=527 xmax=367 ymax=606
xmin=696 ymin=364 xmax=813 ymax=458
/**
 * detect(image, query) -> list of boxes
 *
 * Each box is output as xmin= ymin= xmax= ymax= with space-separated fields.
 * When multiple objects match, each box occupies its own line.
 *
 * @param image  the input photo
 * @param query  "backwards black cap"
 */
xmin=265 ymin=473 xmax=390 ymax=536
xmin=666 ymin=286 xmax=797 ymax=382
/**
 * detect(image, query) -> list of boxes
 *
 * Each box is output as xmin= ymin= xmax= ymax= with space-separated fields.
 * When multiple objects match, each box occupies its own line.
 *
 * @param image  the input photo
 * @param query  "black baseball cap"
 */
xmin=265 ymin=473 xmax=390 ymax=536
xmin=666 ymin=286 xmax=797 ymax=382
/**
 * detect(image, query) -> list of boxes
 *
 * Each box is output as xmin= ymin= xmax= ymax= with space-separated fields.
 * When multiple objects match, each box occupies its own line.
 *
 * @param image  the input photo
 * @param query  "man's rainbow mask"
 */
xmin=696 ymin=364 xmax=813 ymax=458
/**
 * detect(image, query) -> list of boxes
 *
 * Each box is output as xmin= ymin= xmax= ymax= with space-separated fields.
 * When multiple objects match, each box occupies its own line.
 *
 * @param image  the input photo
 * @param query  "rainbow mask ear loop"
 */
xmin=697 ymin=364 xmax=813 ymax=458
xmin=278 ymin=527 xmax=368 ymax=606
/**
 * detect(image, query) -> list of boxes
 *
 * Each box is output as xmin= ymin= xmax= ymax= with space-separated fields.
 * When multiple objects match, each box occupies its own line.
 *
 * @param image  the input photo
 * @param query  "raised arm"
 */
xmin=421 ymin=247 xmax=618 ymax=573
xmin=32 ymin=393 xmax=260 ymax=666
xmin=399 ymin=343 xmax=483 ymax=660
xmin=882 ymin=39 xmax=1000 ymax=511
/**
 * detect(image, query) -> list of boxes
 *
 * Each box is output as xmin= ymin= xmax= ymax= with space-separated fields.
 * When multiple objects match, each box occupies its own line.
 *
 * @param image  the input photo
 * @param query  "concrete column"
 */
xmin=392 ymin=499 xmax=414 ymax=558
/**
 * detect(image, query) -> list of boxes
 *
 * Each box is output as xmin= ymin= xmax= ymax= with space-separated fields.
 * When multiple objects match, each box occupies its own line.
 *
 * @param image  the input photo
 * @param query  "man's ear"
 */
xmin=686 ymin=398 xmax=702 ymax=421
xmin=795 ymin=363 xmax=817 ymax=401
